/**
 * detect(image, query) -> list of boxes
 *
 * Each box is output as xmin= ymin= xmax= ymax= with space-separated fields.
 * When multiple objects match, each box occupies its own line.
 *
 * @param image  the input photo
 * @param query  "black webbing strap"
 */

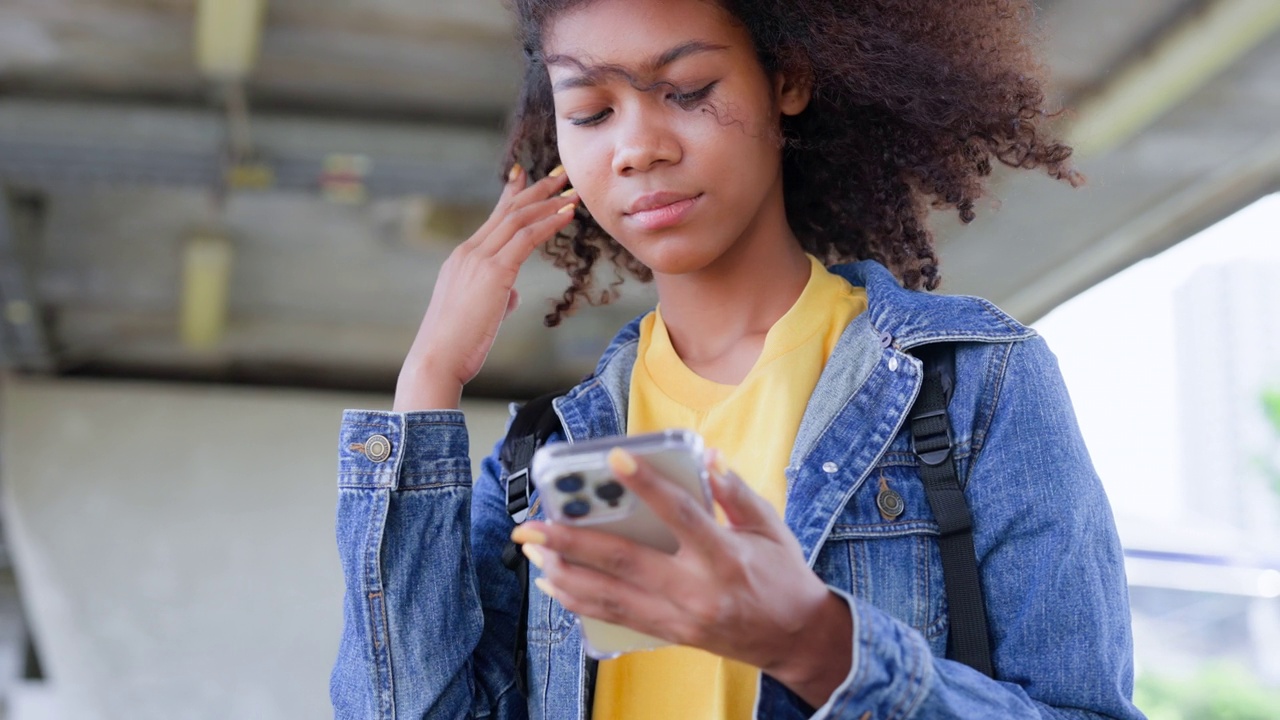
xmin=498 ymin=390 xmax=566 ymax=699
xmin=909 ymin=344 xmax=995 ymax=678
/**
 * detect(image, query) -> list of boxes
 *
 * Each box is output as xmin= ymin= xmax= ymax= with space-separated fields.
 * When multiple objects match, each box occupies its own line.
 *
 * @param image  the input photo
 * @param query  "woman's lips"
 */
xmin=624 ymin=193 xmax=702 ymax=231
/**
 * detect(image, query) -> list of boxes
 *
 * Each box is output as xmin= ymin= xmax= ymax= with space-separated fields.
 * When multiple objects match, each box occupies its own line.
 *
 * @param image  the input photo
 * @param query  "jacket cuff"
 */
xmin=810 ymin=586 xmax=934 ymax=719
xmin=338 ymin=409 xmax=472 ymax=490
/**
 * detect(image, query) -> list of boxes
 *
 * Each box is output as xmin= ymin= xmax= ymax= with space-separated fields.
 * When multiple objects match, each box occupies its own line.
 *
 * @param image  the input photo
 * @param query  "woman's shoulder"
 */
xmin=828 ymin=259 xmax=1036 ymax=349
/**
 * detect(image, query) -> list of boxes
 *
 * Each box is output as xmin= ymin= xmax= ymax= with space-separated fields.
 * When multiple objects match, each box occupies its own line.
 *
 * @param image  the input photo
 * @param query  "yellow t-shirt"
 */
xmin=592 ymin=254 xmax=868 ymax=720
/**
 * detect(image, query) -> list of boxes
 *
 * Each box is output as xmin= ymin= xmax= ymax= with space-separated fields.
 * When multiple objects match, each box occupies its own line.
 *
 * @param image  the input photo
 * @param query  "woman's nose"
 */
xmin=611 ymin=109 xmax=681 ymax=175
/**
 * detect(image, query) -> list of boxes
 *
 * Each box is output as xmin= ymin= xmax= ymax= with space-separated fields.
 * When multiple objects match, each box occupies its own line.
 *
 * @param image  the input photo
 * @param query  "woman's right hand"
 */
xmin=393 ymin=164 xmax=577 ymax=411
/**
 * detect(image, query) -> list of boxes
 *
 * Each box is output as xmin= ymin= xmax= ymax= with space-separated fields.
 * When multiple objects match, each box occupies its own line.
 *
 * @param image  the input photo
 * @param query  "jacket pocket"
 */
xmin=813 ymin=462 xmax=950 ymax=654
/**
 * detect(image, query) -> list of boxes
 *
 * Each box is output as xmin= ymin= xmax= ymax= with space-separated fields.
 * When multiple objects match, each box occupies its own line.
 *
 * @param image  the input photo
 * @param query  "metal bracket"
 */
xmin=0 ymin=191 xmax=54 ymax=372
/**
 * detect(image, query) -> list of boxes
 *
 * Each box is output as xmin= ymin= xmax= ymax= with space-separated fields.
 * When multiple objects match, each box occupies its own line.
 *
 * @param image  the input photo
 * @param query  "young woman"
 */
xmin=332 ymin=0 xmax=1145 ymax=718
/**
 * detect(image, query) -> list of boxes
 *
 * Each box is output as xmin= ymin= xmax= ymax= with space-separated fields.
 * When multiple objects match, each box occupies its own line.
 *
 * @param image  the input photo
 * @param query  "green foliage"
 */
xmin=1262 ymin=388 xmax=1280 ymax=434
xmin=1135 ymin=663 xmax=1280 ymax=720
xmin=1262 ymin=387 xmax=1280 ymax=497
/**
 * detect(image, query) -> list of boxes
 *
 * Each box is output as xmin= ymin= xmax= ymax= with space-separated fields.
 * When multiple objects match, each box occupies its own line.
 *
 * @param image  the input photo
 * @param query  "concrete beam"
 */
xmin=0 ymin=99 xmax=507 ymax=203
xmin=1001 ymin=129 xmax=1280 ymax=322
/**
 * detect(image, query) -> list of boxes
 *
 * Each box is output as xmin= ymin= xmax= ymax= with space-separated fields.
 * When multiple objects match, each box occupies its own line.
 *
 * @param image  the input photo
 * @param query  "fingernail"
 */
xmin=511 ymin=525 xmax=547 ymax=546
xmin=559 ymin=187 xmax=578 ymax=198
xmin=607 ymin=447 xmax=637 ymax=477
xmin=548 ymin=164 xmax=566 ymax=178
xmin=522 ymin=543 xmax=545 ymax=569
xmin=508 ymin=163 xmax=522 ymax=182
xmin=711 ymin=450 xmax=731 ymax=477
xmin=534 ymin=577 xmax=560 ymax=600
xmin=556 ymin=203 xmax=576 ymax=215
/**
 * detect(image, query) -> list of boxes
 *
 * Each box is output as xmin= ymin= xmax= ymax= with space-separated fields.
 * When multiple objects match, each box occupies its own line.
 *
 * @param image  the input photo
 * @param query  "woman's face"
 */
xmin=543 ymin=0 xmax=808 ymax=277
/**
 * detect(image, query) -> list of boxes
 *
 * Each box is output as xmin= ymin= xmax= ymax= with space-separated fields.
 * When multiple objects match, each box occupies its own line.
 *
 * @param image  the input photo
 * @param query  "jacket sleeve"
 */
xmin=329 ymin=409 xmax=528 ymax=720
xmin=808 ymin=336 xmax=1146 ymax=720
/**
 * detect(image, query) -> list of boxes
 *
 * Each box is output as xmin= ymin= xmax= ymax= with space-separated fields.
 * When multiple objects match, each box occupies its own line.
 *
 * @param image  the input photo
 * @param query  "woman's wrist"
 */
xmin=393 ymin=359 xmax=463 ymax=412
xmin=764 ymin=589 xmax=854 ymax=709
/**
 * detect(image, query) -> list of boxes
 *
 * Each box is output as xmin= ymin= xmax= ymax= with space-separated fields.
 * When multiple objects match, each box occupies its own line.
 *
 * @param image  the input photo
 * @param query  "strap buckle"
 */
xmin=910 ymin=408 xmax=953 ymax=466
xmin=506 ymin=467 xmax=532 ymax=524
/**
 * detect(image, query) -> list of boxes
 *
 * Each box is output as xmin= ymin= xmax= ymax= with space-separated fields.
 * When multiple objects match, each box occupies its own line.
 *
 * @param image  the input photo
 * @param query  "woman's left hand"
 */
xmin=512 ymin=448 xmax=853 ymax=708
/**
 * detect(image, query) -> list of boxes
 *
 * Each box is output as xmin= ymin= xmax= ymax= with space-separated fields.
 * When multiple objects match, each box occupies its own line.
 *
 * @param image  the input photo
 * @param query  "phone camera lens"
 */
xmin=555 ymin=474 xmax=585 ymax=493
xmin=563 ymin=499 xmax=591 ymax=518
xmin=595 ymin=481 xmax=625 ymax=506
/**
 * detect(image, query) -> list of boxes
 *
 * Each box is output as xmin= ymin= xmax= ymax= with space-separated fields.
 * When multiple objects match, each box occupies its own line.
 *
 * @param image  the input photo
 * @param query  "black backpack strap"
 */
xmin=908 ymin=343 xmax=995 ymax=678
xmin=498 ymin=390 xmax=565 ymax=699
xmin=500 ymin=390 xmax=563 ymax=525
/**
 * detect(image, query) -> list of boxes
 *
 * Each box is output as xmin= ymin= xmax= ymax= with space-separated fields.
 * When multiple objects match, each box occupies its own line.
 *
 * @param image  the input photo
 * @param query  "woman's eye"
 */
xmin=669 ymin=82 xmax=718 ymax=109
xmin=569 ymin=109 xmax=610 ymax=127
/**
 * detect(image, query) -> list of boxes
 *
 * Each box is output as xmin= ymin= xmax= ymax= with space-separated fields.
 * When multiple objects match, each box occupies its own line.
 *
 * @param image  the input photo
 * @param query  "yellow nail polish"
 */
xmin=607 ymin=447 xmax=637 ymax=477
xmin=548 ymin=164 xmax=566 ymax=178
xmin=511 ymin=525 xmax=547 ymax=546
xmin=559 ymin=187 xmax=578 ymax=197
xmin=556 ymin=203 xmax=576 ymax=215
xmin=508 ymin=163 xmax=522 ymax=182
xmin=534 ymin=577 xmax=560 ymax=599
xmin=522 ymin=543 xmax=545 ymax=569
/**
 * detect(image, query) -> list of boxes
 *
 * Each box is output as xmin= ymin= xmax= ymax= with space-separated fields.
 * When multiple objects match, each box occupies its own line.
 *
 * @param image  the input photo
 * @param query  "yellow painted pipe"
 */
xmin=194 ymin=0 xmax=267 ymax=80
xmin=180 ymin=233 xmax=234 ymax=351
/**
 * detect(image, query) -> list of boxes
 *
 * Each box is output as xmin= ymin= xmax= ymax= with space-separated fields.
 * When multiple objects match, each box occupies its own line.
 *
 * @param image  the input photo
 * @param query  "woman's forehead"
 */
xmin=542 ymin=0 xmax=746 ymax=72
xmin=545 ymin=40 xmax=731 ymax=93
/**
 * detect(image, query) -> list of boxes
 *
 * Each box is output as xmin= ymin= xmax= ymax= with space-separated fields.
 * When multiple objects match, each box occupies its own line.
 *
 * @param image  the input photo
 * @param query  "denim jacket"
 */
xmin=331 ymin=260 xmax=1145 ymax=720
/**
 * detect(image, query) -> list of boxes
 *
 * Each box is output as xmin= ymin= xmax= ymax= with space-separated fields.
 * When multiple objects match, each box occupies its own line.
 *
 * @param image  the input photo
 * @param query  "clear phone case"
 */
xmin=530 ymin=429 xmax=711 ymax=659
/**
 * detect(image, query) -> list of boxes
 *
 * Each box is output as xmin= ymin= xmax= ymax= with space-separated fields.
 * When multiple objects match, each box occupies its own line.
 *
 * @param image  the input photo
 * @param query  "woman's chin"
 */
xmin=616 ymin=236 xmax=726 ymax=278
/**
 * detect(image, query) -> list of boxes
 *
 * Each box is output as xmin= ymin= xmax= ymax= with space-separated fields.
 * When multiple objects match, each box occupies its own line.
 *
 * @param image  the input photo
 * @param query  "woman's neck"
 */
xmin=651 ymin=199 xmax=811 ymax=380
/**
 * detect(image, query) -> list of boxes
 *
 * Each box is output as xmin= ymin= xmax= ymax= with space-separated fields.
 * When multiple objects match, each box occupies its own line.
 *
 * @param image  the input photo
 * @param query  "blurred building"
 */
xmin=1175 ymin=261 xmax=1280 ymax=546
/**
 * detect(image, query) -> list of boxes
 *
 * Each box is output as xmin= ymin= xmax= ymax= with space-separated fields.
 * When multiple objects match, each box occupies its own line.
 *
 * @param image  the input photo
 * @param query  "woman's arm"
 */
xmin=331 ymin=163 xmax=577 ymax=719
xmin=804 ymin=336 xmax=1144 ymax=719
xmin=330 ymin=409 xmax=528 ymax=720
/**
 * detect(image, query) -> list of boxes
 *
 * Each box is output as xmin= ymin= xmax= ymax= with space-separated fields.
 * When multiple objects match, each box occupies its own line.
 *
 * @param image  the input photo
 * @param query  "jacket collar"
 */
xmin=830 ymin=260 xmax=1034 ymax=349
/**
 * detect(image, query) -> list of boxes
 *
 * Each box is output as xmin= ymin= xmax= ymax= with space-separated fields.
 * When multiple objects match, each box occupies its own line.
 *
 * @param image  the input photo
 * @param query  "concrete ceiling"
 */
xmin=1 ymin=0 xmax=1278 ymax=398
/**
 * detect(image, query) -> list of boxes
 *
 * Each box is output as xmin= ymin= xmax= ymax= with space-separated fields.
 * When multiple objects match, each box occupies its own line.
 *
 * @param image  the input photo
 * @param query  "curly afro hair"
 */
xmin=505 ymin=0 xmax=1082 ymax=326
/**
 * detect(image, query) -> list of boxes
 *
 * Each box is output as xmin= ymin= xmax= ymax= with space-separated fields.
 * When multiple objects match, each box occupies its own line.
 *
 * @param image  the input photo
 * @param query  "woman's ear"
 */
xmin=774 ymin=68 xmax=812 ymax=116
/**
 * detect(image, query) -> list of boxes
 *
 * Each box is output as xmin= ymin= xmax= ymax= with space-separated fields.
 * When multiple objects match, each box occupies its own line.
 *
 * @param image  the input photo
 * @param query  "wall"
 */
xmin=0 ymin=376 xmax=510 ymax=719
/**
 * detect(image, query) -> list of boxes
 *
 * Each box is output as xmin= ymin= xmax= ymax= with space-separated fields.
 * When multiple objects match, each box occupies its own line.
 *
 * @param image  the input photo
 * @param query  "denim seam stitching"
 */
xmin=362 ymin=488 xmax=394 ymax=718
xmin=969 ymin=341 xmax=1015 ymax=495
xmin=886 ymin=627 xmax=925 ymax=720
xmin=900 ymin=634 xmax=934 ymax=720
xmin=968 ymin=342 xmax=1006 ymax=474
xmin=915 ymin=535 xmax=929 ymax=634
xmin=828 ymin=522 xmax=940 ymax=538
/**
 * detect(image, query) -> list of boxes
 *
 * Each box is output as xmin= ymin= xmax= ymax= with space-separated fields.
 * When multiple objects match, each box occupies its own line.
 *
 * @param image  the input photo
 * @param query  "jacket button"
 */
xmin=822 ymin=461 xmax=838 ymax=473
xmin=888 ymin=356 xmax=900 ymax=372
xmin=879 ymin=330 xmax=893 ymax=348
xmin=875 ymin=479 xmax=906 ymax=517
xmin=364 ymin=434 xmax=391 ymax=463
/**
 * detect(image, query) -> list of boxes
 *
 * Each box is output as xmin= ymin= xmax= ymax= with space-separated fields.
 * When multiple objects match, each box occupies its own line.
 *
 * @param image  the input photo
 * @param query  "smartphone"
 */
xmin=530 ymin=429 xmax=712 ymax=659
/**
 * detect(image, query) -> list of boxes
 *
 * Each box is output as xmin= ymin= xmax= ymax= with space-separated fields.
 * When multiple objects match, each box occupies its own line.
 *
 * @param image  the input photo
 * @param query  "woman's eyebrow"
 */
xmin=546 ymin=40 xmax=729 ymax=92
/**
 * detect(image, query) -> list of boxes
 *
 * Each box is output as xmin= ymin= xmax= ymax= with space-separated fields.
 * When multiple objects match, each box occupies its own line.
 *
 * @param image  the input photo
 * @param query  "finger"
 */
xmin=469 ymin=164 xmax=568 ymax=248
xmin=502 ymin=288 xmax=521 ymax=320
xmin=465 ymin=163 xmax=529 ymax=244
xmin=707 ymin=449 xmax=780 ymax=532
xmin=501 ymin=167 xmax=570 ymax=217
xmin=493 ymin=200 xmax=577 ymax=266
xmin=607 ymin=448 xmax=724 ymax=555
xmin=533 ymin=551 xmax=676 ymax=641
xmin=517 ymin=520 xmax=671 ymax=589
xmin=481 ymin=189 xmax=575 ymax=256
